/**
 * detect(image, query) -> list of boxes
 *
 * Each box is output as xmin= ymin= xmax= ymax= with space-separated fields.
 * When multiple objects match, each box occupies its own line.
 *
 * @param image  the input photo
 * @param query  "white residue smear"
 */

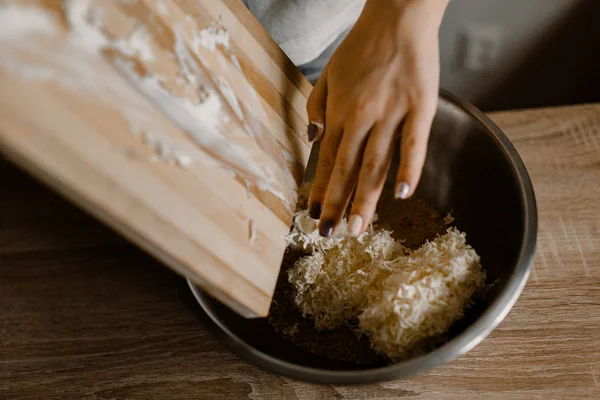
xmin=215 ymin=76 xmax=244 ymax=121
xmin=194 ymin=22 xmax=229 ymax=52
xmin=141 ymin=131 xmax=193 ymax=168
xmin=0 ymin=5 xmax=58 ymax=39
xmin=113 ymin=26 xmax=155 ymax=62
xmin=0 ymin=2 xmax=293 ymax=208
xmin=66 ymin=0 xmax=108 ymax=50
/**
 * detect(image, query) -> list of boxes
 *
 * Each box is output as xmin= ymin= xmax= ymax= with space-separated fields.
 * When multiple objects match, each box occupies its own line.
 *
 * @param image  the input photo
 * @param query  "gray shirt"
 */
xmin=243 ymin=0 xmax=366 ymax=81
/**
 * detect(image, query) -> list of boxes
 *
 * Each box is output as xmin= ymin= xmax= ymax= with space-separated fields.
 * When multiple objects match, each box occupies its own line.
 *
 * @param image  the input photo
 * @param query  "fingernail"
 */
xmin=395 ymin=182 xmax=410 ymax=199
xmin=307 ymin=123 xmax=318 ymax=142
xmin=309 ymin=202 xmax=322 ymax=219
xmin=348 ymin=215 xmax=363 ymax=236
xmin=319 ymin=219 xmax=335 ymax=238
xmin=308 ymin=121 xmax=324 ymax=142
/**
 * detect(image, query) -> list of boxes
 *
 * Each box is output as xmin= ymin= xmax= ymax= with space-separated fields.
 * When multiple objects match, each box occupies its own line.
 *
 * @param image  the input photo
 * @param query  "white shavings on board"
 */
xmin=141 ymin=131 xmax=193 ymax=168
xmin=0 ymin=4 xmax=152 ymax=112
xmin=172 ymin=27 xmax=201 ymax=88
xmin=286 ymin=207 xmax=486 ymax=358
xmin=113 ymin=57 xmax=289 ymax=204
xmin=1 ymin=3 xmax=294 ymax=209
xmin=66 ymin=0 xmax=108 ymax=50
xmin=193 ymin=21 xmax=230 ymax=52
xmin=113 ymin=25 xmax=155 ymax=62
xmin=67 ymin=0 xmax=154 ymax=61
xmin=0 ymin=4 xmax=198 ymax=171
xmin=215 ymin=76 xmax=244 ymax=121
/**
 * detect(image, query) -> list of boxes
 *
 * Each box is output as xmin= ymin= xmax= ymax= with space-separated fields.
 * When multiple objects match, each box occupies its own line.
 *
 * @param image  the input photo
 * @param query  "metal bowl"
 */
xmin=188 ymin=91 xmax=538 ymax=384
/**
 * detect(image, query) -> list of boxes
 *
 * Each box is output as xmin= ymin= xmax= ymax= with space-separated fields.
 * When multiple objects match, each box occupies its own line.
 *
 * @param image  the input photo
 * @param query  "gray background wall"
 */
xmin=438 ymin=0 xmax=600 ymax=111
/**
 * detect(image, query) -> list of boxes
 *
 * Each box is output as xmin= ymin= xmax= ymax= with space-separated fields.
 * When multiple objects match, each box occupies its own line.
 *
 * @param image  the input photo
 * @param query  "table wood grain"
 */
xmin=1 ymin=103 xmax=599 ymax=399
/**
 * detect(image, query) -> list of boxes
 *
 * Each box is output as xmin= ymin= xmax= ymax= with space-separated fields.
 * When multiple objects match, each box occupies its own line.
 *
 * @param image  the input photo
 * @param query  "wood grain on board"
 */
xmin=1 ymin=103 xmax=599 ymax=399
xmin=0 ymin=0 xmax=312 ymax=317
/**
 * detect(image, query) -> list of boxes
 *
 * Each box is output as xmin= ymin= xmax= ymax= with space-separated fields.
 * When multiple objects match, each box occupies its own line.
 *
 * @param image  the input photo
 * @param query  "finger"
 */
xmin=306 ymin=64 xmax=329 ymax=142
xmin=348 ymin=119 xmax=399 ymax=235
xmin=318 ymin=117 xmax=372 ymax=237
xmin=395 ymin=103 xmax=436 ymax=199
xmin=308 ymin=117 xmax=343 ymax=221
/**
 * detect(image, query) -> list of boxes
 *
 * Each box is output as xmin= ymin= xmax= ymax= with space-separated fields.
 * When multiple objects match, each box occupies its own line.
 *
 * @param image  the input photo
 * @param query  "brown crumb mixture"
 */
xmin=267 ymin=188 xmax=450 ymax=364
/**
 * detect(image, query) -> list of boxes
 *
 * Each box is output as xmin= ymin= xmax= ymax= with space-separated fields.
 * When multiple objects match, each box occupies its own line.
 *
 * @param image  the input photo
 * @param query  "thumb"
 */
xmin=306 ymin=64 xmax=328 ymax=142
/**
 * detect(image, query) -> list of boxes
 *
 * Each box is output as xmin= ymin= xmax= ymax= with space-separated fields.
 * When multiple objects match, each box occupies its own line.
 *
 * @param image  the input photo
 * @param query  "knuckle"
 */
xmin=354 ymin=101 xmax=378 ymax=119
xmin=406 ymin=85 xmax=438 ymax=111
xmin=354 ymin=101 xmax=370 ymax=115
xmin=319 ymin=154 xmax=336 ymax=171
xmin=407 ymin=86 xmax=426 ymax=104
xmin=333 ymin=161 xmax=353 ymax=182
xmin=361 ymin=157 xmax=387 ymax=178
xmin=402 ymin=134 xmax=419 ymax=150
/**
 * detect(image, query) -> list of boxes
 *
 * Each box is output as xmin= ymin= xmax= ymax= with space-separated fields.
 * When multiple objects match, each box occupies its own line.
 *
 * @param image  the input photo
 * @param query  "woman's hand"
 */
xmin=306 ymin=0 xmax=449 ymax=237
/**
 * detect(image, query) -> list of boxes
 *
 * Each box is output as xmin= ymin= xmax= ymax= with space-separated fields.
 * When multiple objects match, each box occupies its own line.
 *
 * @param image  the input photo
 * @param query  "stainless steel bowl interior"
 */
xmin=188 ymin=91 xmax=537 ymax=384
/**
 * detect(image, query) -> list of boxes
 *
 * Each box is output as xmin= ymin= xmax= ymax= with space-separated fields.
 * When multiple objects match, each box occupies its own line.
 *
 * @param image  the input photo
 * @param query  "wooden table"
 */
xmin=1 ymin=104 xmax=599 ymax=399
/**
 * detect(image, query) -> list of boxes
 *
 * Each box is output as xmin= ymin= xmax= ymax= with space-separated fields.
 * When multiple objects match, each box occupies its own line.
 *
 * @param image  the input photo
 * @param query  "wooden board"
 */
xmin=1 ymin=103 xmax=599 ymax=399
xmin=0 ymin=0 xmax=312 ymax=317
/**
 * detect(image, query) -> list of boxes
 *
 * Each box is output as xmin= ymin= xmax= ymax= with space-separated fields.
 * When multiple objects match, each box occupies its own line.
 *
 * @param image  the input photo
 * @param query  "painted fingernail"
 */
xmin=309 ymin=202 xmax=322 ymax=219
xmin=395 ymin=182 xmax=410 ymax=199
xmin=348 ymin=215 xmax=363 ymax=236
xmin=319 ymin=219 xmax=335 ymax=238
xmin=307 ymin=123 xmax=318 ymax=142
xmin=309 ymin=121 xmax=324 ymax=142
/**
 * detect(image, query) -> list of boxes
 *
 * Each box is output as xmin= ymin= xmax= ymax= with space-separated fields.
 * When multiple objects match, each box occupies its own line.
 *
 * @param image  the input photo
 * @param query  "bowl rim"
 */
xmin=188 ymin=90 xmax=538 ymax=384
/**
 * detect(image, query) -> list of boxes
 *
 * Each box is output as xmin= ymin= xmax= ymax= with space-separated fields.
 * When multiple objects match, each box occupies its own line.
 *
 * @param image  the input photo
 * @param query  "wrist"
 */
xmin=364 ymin=0 xmax=449 ymax=30
xmin=367 ymin=0 xmax=450 ymax=17
xmin=385 ymin=0 xmax=450 ymax=8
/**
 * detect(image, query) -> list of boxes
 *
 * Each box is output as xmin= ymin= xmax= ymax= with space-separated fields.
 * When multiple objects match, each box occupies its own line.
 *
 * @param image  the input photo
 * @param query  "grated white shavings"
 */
xmin=282 ymin=322 xmax=299 ymax=336
xmin=286 ymin=210 xmax=485 ymax=358
xmin=285 ymin=211 xmax=350 ymax=253
xmin=287 ymin=218 xmax=407 ymax=329
xmin=359 ymin=227 xmax=485 ymax=359
xmin=443 ymin=211 xmax=455 ymax=225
